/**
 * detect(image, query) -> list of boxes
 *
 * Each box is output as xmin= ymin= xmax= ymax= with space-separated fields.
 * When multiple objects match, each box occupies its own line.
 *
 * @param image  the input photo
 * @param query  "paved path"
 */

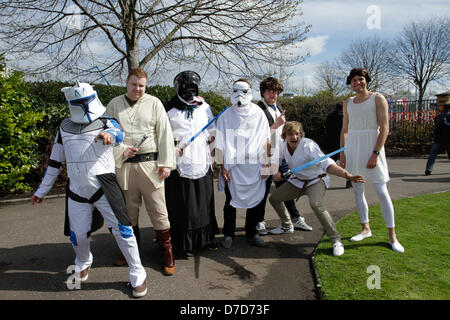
xmin=0 ymin=157 xmax=449 ymax=301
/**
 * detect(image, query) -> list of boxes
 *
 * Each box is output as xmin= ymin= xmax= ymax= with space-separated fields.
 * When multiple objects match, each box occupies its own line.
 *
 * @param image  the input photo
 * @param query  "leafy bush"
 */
xmin=0 ymin=57 xmax=45 ymax=194
xmin=280 ymin=90 xmax=343 ymax=148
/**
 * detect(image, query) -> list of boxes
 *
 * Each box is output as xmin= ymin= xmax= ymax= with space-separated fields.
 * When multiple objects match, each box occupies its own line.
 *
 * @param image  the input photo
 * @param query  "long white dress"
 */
xmin=215 ymin=103 xmax=270 ymax=209
xmin=345 ymin=94 xmax=389 ymax=183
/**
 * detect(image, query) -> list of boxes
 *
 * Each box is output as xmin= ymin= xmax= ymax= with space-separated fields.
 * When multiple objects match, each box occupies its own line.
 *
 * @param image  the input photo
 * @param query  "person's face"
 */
xmin=262 ymin=89 xmax=279 ymax=105
xmin=126 ymin=75 xmax=147 ymax=101
xmin=350 ymin=75 xmax=367 ymax=92
xmin=286 ymin=130 xmax=301 ymax=149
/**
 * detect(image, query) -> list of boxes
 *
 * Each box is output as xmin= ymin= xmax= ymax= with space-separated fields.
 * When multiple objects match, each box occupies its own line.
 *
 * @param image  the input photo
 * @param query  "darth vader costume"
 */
xmin=33 ymin=81 xmax=146 ymax=294
xmin=163 ymin=71 xmax=219 ymax=255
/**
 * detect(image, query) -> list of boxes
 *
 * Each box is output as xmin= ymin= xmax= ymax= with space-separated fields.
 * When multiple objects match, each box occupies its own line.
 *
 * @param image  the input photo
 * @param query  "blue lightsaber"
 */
xmin=178 ymin=107 xmax=229 ymax=150
xmin=282 ymin=147 xmax=346 ymax=179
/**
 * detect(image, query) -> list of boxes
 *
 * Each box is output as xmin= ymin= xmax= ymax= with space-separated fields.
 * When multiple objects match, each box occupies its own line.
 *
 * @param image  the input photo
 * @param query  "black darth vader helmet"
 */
xmin=174 ymin=71 xmax=201 ymax=102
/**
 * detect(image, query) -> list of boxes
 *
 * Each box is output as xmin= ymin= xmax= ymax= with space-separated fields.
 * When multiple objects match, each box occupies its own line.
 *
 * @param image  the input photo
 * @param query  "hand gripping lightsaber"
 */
xmin=282 ymin=147 xmax=346 ymax=179
xmin=177 ymin=107 xmax=229 ymax=150
xmin=134 ymin=134 xmax=150 ymax=148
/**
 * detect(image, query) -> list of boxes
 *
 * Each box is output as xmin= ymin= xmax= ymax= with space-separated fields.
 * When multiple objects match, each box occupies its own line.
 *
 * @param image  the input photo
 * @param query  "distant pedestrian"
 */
xmin=425 ymin=103 xmax=450 ymax=175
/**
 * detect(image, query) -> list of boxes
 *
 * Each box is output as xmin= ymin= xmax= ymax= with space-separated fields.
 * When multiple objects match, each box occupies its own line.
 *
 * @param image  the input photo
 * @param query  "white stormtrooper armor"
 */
xmin=230 ymin=81 xmax=253 ymax=107
xmin=61 ymin=81 xmax=106 ymax=124
xmin=34 ymin=81 xmax=146 ymax=289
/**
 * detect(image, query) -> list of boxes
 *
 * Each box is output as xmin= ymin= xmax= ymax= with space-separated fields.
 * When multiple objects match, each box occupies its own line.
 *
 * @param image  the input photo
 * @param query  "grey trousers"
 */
xmin=269 ymin=180 xmax=341 ymax=243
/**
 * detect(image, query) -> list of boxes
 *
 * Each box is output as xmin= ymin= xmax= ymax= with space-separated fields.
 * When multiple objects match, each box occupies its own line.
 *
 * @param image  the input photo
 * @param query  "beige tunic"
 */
xmin=105 ymin=94 xmax=176 ymax=189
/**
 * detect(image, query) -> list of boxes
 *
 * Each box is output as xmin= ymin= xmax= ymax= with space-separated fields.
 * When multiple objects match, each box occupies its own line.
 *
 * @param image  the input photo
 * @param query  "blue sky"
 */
xmin=280 ymin=0 xmax=450 ymax=95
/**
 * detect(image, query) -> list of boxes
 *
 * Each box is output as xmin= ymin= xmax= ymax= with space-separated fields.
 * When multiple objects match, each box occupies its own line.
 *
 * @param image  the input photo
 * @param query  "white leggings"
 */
xmin=352 ymin=182 xmax=395 ymax=228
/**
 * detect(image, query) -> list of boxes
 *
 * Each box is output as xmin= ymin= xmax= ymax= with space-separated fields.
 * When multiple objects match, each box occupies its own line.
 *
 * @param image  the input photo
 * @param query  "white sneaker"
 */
xmin=256 ymin=221 xmax=267 ymax=235
xmin=292 ymin=217 xmax=313 ymax=231
xmin=350 ymin=231 xmax=372 ymax=242
xmin=389 ymin=241 xmax=405 ymax=253
xmin=270 ymin=225 xmax=294 ymax=235
xmin=332 ymin=241 xmax=345 ymax=256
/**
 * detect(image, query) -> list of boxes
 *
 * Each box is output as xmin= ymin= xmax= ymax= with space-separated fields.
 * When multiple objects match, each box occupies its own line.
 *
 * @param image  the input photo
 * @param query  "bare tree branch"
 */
xmin=388 ymin=16 xmax=450 ymax=107
xmin=0 ymin=0 xmax=309 ymax=84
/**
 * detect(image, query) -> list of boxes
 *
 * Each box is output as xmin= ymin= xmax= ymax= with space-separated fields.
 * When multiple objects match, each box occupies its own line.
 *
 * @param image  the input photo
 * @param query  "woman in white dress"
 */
xmin=340 ymin=68 xmax=404 ymax=253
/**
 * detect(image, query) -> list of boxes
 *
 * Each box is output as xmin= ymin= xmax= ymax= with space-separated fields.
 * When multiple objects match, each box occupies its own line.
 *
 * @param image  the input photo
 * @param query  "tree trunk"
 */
xmin=126 ymin=46 xmax=140 ymax=73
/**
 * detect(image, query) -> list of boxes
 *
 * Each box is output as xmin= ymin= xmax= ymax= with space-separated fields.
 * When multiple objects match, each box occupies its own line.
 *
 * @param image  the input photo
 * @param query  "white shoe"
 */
xmin=270 ymin=225 xmax=294 ymax=235
xmin=332 ymin=241 xmax=345 ymax=256
xmin=389 ymin=241 xmax=405 ymax=253
xmin=132 ymin=281 xmax=148 ymax=298
xmin=350 ymin=231 xmax=372 ymax=242
xmin=292 ymin=217 xmax=313 ymax=231
xmin=256 ymin=221 xmax=268 ymax=235
xmin=75 ymin=267 xmax=89 ymax=282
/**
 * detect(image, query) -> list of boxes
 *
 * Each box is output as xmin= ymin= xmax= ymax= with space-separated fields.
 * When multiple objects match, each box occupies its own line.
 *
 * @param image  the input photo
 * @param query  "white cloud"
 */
xmin=299 ymin=35 xmax=330 ymax=57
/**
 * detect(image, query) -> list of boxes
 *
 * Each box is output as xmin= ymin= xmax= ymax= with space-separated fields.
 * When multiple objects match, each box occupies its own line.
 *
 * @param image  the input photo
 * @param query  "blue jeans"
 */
xmin=426 ymin=143 xmax=441 ymax=172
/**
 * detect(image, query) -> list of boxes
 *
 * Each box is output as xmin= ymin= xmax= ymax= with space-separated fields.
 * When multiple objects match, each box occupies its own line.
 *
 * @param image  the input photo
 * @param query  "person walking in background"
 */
xmin=105 ymin=69 xmax=177 ymax=275
xmin=269 ymin=121 xmax=364 ymax=256
xmin=215 ymin=79 xmax=271 ymax=248
xmin=164 ymin=71 xmax=219 ymax=257
xmin=340 ymin=68 xmax=404 ymax=253
xmin=256 ymin=77 xmax=313 ymax=236
xmin=425 ymin=103 xmax=450 ymax=175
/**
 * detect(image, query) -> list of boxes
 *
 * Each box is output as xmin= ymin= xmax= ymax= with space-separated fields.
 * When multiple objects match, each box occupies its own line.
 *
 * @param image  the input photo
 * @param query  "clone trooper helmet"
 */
xmin=174 ymin=71 xmax=201 ymax=102
xmin=230 ymin=80 xmax=253 ymax=106
xmin=61 ymin=81 xmax=106 ymax=124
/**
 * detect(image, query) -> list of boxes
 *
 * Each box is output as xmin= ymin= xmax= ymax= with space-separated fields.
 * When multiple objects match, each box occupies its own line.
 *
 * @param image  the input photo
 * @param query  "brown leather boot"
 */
xmin=155 ymin=228 xmax=176 ymax=276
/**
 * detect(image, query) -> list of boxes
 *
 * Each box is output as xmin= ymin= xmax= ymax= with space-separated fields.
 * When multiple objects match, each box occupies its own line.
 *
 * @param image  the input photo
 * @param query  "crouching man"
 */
xmin=269 ymin=121 xmax=364 ymax=256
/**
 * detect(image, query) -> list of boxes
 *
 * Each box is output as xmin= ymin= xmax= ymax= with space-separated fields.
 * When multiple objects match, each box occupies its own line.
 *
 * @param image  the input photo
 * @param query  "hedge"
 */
xmin=0 ymin=78 xmax=435 ymax=195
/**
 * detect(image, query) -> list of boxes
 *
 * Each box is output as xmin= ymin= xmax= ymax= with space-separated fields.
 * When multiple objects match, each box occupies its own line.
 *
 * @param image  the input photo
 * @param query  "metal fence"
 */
xmin=387 ymin=99 xmax=437 ymax=153
xmin=388 ymin=99 xmax=438 ymax=122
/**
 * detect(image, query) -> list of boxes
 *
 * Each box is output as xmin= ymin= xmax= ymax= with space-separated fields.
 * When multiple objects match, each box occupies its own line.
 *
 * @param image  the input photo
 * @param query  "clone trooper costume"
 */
xmin=33 ymin=82 xmax=147 ymax=296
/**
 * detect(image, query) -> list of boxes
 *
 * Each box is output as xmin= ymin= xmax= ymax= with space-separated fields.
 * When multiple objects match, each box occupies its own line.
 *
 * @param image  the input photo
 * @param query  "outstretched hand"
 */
xmin=347 ymin=174 xmax=364 ymax=183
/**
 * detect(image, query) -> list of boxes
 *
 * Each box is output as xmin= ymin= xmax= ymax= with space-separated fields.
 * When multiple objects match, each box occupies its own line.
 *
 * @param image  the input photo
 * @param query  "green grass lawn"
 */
xmin=313 ymin=191 xmax=450 ymax=300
